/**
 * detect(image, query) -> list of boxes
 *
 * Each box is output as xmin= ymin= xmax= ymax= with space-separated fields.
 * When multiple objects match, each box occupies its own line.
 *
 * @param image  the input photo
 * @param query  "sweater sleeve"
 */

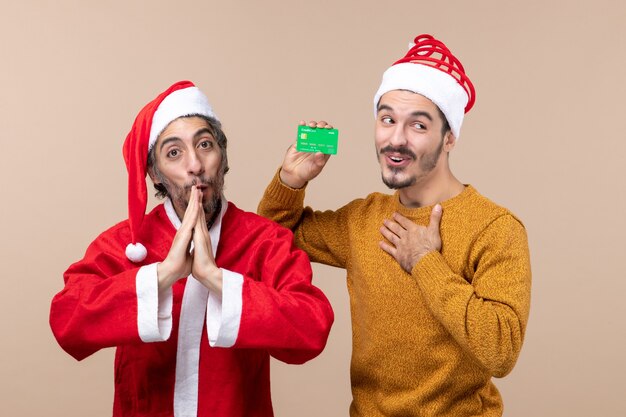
xmin=257 ymin=169 xmax=350 ymax=268
xmin=50 ymin=231 xmax=173 ymax=361
xmin=412 ymin=214 xmax=531 ymax=377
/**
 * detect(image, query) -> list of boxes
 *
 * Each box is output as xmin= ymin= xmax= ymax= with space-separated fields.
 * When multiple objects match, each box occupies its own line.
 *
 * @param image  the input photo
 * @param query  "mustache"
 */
xmin=183 ymin=176 xmax=221 ymax=191
xmin=379 ymin=145 xmax=416 ymax=160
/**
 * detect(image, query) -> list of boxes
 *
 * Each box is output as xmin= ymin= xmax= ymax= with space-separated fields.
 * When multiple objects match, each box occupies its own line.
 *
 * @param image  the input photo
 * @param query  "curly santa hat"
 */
xmin=373 ymin=34 xmax=476 ymax=139
xmin=122 ymin=80 xmax=217 ymax=262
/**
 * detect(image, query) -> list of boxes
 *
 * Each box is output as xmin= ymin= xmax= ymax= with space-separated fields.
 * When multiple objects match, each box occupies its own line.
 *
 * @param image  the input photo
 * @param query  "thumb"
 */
xmin=428 ymin=204 xmax=443 ymax=232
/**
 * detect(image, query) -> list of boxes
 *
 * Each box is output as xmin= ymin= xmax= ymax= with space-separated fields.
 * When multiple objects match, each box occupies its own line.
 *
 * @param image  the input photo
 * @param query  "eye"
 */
xmin=413 ymin=122 xmax=426 ymax=130
xmin=199 ymin=140 xmax=213 ymax=150
xmin=380 ymin=116 xmax=394 ymax=125
xmin=166 ymin=149 xmax=180 ymax=158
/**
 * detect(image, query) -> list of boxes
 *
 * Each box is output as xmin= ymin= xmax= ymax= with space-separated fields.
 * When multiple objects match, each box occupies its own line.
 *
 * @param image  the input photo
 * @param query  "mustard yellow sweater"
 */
xmin=258 ymin=172 xmax=531 ymax=417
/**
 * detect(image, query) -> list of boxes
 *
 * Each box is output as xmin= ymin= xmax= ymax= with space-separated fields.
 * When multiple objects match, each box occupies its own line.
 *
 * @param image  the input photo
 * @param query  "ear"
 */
xmin=443 ymin=131 xmax=457 ymax=152
xmin=147 ymin=165 xmax=159 ymax=185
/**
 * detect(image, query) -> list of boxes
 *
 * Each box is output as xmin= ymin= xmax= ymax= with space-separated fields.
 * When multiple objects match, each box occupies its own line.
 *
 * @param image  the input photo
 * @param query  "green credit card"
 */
xmin=296 ymin=125 xmax=339 ymax=155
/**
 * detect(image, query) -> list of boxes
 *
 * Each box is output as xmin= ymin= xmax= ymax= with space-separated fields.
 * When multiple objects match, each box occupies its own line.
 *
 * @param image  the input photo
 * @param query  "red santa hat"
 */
xmin=373 ymin=34 xmax=475 ymax=139
xmin=122 ymin=80 xmax=218 ymax=262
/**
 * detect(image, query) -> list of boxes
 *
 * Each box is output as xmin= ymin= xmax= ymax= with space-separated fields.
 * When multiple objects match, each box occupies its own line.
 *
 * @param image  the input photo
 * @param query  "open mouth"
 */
xmin=384 ymin=153 xmax=412 ymax=167
xmin=380 ymin=146 xmax=415 ymax=168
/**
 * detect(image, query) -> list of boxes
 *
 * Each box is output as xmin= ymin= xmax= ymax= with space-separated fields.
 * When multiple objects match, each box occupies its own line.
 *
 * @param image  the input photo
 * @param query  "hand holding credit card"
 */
xmin=296 ymin=125 xmax=339 ymax=155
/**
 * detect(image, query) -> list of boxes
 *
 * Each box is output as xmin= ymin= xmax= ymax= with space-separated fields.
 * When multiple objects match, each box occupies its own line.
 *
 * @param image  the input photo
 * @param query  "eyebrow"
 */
xmin=410 ymin=111 xmax=433 ymax=121
xmin=158 ymin=128 xmax=215 ymax=152
xmin=158 ymin=137 xmax=182 ymax=152
xmin=193 ymin=128 xmax=214 ymax=140
xmin=377 ymin=104 xmax=433 ymax=121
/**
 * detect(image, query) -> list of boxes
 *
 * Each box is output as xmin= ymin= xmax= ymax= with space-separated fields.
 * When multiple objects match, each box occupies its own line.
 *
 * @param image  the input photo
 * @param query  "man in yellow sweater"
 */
xmin=258 ymin=34 xmax=531 ymax=416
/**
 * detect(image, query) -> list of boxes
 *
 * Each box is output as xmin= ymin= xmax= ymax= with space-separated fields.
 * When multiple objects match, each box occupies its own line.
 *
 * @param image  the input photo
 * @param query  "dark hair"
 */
xmin=436 ymin=107 xmax=451 ymax=137
xmin=147 ymin=115 xmax=229 ymax=199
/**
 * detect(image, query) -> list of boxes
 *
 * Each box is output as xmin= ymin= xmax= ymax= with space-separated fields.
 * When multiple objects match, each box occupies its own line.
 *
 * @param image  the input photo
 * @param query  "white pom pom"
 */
xmin=126 ymin=242 xmax=147 ymax=263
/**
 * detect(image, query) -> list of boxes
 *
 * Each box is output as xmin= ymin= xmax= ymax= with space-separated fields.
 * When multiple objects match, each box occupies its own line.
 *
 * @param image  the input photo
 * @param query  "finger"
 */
xmin=313 ymin=152 xmax=330 ymax=166
xmin=392 ymin=212 xmax=414 ymax=229
xmin=180 ymin=187 xmax=200 ymax=231
xmin=378 ymin=240 xmax=396 ymax=257
xmin=169 ymin=194 xmax=198 ymax=259
xmin=198 ymin=205 xmax=211 ymax=239
xmin=192 ymin=215 xmax=204 ymax=251
xmin=196 ymin=203 xmax=213 ymax=252
xmin=194 ymin=200 xmax=204 ymax=229
xmin=382 ymin=218 xmax=406 ymax=236
xmin=316 ymin=153 xmax=332 ymax=164
xmin=193 ymin=210 xmax=215 ymax=266
xmin=316 ymin=120 xmax=328 ymax=128
xmin=171 ymin=190 xmax=199 ymax=255
xmin=379 ymin=225 xmax=399 ymax=245
xmin=298 ymin=120 xmax=306 ymax=126
xmin=288 ymin=142 xmax=310 ymax=157
xmin=307 ymin=120 xmax=317 ymax=127
xmin=192 ymin=211 xmax=208 ymax=255
xmin=194 ymin=200 xmax=207 ymax=236
xmin=285 ymin=143 xmax=300 ymax=158
xmin=428 ymin=204 xmax=443 ymax=232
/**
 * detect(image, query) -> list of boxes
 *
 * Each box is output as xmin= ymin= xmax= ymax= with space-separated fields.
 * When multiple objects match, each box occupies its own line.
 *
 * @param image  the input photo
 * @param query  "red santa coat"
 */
xmin=50 ymin=199 xmax=334 ymax=417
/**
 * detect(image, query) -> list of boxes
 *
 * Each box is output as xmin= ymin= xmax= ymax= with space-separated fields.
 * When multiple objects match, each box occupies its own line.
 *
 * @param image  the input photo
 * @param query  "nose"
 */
xmin=186 ymin=150 xmax=204 ymax=176
xmin=388 ymin=124 xmax=407 ymax=147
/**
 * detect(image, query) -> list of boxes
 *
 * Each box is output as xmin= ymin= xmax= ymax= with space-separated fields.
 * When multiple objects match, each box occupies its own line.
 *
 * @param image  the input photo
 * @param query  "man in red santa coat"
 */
xmin=50 ymin=80 xmax=334 ymax=417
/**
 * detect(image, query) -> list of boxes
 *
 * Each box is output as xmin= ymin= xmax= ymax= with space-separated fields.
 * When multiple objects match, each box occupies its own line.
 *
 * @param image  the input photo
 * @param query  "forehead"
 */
xmin=155 ymin=116 xmax=213 ymax=146
xmin=378 ymin=90 xmax=440 ymax=114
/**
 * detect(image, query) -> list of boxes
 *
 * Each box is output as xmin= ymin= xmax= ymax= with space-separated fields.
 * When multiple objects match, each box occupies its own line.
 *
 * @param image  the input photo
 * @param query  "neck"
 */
xmin=398 ymin=168 xmax=464 ymax=208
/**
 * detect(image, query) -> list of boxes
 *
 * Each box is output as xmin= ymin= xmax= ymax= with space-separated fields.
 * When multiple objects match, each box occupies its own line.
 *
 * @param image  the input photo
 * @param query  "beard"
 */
xmin=379 ymin=140 xmax=444 ymax=190
xmin=155 ymin=168 xmax=225 ymax=222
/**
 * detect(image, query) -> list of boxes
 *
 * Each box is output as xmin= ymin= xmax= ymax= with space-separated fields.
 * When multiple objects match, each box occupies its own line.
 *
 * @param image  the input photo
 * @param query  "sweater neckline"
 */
xmin=393 ymin=184 xmax=475 ymax=219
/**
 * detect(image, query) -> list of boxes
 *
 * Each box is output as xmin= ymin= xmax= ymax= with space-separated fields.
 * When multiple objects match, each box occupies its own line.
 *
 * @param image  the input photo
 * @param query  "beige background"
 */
xmin=1 ymin=1 xmax=625 ymax=416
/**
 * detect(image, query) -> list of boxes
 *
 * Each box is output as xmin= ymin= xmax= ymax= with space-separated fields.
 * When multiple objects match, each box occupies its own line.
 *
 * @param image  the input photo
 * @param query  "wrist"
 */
xmin=196 ymin=267 xmax=223 ymax=295
xmin=157 ymin=261 xmax=178 ymax=292
xmin=279 ymin=168 xmax=306 ymax=189
xmin=410 ymin=249 xmax=434 ymax=271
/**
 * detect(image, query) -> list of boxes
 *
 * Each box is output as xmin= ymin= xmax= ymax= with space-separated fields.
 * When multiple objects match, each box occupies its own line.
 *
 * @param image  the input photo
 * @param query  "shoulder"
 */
xmin=223 ymin=202 xmax=292 ymax=238
xmin=84 ymin=204 xmax=169 ymax=255
xmin=219 ymin=203 xmax=311 ymax=264
xmin=331 ymin=192 xmax=394 ymax=215
xmin=462 ymin=185 xmax=526 ymax=232
xmin=92 ymin=219 xmax=131 ymax=247
xmin=70 ymin=219 xmax=131 ymax=269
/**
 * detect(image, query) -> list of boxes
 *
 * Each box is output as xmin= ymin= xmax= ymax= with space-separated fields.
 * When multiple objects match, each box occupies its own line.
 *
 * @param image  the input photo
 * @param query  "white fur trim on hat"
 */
xmin=373 ymin=63 xmax=468 ymax=139
xmin=149 ymin=86 xmax=218 ymax=150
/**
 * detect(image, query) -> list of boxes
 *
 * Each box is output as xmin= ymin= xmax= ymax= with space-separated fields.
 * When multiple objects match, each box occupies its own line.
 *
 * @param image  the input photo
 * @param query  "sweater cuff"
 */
xmin=264 ymin=168 xmax=307 ymax=207
xmin=411 ymin=251 xmax=472 ymax=324
xmin=412 ymin=250 xmax=467 ymax=301
xmin=412 ymin=251 xmax=452 ymax=283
